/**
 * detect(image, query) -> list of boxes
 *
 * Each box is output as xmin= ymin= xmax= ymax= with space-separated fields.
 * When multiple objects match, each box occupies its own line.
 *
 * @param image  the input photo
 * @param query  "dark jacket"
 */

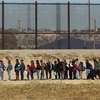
xmin=86 ymin=61 xmax=92 ymax=69
xmin=15 ymin=62 xmax=20 ymax=72
xmin=57 ymin=62 xmax=62 ymax=71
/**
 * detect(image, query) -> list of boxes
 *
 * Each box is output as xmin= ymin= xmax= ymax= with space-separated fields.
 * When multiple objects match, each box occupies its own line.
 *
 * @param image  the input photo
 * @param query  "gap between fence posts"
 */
xmin=35 ymin=1 xmax=37 ymax=49
xmin=2 ymin=0 xmax=4 ymax=49
xmin=68 ymin=1 xmax=70 ymax=49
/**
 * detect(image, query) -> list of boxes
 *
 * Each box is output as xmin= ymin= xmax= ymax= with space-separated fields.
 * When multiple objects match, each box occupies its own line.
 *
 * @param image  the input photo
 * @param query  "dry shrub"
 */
xmin=0 ymin=81 xmax=100 ymax=100
xmin=83 ymin=55 xmax=100 ymax=61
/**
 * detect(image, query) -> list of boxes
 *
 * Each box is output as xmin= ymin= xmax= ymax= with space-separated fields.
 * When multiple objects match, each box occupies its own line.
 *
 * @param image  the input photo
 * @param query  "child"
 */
xmin=27 ymin=65 xmax=31 ymax=80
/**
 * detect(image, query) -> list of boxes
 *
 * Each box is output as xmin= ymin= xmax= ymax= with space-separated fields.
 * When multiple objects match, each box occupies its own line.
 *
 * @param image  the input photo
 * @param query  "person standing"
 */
xmin=57 ymin=59 xmax=62 ymax=79
xmin=27 ymin=65 xmax=31 ymax=80
xmin=75 ymin=59 xmax=80 ymax=79
xmin=98 ymin=59 xmax=100 ymax=79
xmin=40 ymin=60 xmax=45 ymax=80
xmin=20 ymin=60 xmax=25 ymax=80
xmin=14 ymin=59 xmax=20 ymax=80
xmin=7 ymin=60 xmax=13 ymax=80
xmin=79 ymin=62 xmax=85 ymax=79
xmin=93 ymin=59 xmax=98 ymax=79
xmin=72 ymin=60 xmax=77 ymax=79
xmin=36 ymin=60 xmax=41 ymax=80
xmin=45 ymin=63 xmax=49 ymax=79
xmin=69 ymin=61 xmax=73 ymax=80
xmin=85 ymin=59 xmax=91 ymax=79
xmin=0 ymin=60 xmax=5 ymax=80
xmin=53 ymin=61 xmax=58 ymax=79
xmin=48 ymin=61 xmax=53 ymax=79
xmin=30 ymin=60 xmax=35 ymax=80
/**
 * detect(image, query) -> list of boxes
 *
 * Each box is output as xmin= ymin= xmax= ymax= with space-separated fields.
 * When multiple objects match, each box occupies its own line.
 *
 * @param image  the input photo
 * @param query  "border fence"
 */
xmin=0 ymin=1 xmax=100 ymax=49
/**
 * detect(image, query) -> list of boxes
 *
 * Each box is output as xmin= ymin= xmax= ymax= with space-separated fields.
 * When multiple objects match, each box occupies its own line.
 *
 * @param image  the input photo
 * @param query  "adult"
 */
xmin=53 ymin=61 xmax=58 ymax=79
xmin=30 ymin=60 xmax=35 ymax=80
xmin=85 ymin=59 xmax=91 ymax=79
xmin=61 ymin=61 xmax=66 ymax=80
xmin=40 ymin=60 xmax=45 ymax=80
xmin=98 ymin=59 xmax=100 ymax=79
xmin=44 ymin=63 xmax=49 ymax=79
xmin=75 ymin=59 xmax=80 ymax=79
xmin=20 ymin=60 xmax=25 ymax=80
xmin=93 ymin=59 xmax=98 ymax=79
xmin=57 ymin=59 xmax=62 ymax=79
xmin=7 ymin=60 xmax=13 ymax=80
xmin=48 ymin=61 xmax=53 ymax=79
xmin=14 ymin=59 xmax=20 ymax=80
xmin=0 ymin=60 xmax=5 ymax=80
xmin=72 ymin=60 xmax=77 ymax=79
xmin=69 ymin=61 xmax=73 ymax=80
xmin=36 ymin=60 xmax=41 ymax=80
xmin=79 ymin=62 xmax=85 ymax=79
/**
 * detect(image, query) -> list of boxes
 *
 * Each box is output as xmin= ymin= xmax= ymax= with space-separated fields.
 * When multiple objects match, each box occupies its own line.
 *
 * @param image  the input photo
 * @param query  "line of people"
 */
xmin=0 ymin=58 xmax=100 ymax=81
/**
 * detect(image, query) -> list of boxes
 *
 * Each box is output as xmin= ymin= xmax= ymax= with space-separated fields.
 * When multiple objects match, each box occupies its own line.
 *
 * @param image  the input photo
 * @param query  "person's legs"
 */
xmin=55 ymin=71 xmax=57 ymax=79
xmin=31 ymin=70 xmax=33 ymax=80
xmin=21 ymin=71 xmax=23 ymax=80
xmin=80 ymin=71 xmax=82 ymax=79
xmin=49 ymin=70 xmax=51 ymax=79
xmin=42 ymin=70 xmax=44 ymax=80
xmin=8 ymin=70 xmax=11 ymax=80
xmin=73 ymin=71 xmax=76 ymax=79
xmin=69 ymin=70 xmax=72 ymax=79
xmin=76 ymin=70 xmax=80 ymax=79
xmin=86 ymin=69 xmax=90 ymax=79
xmin=16 ymin=71 xmax=19 ymax=80
xmin=58 ymin=70 xmax=60 ymax=79
xmin=37 ymin=70 xmax=39 ymax=79
xmin=1 ymin=71 xmax=4 ymax=80
xmin=46 ymin=70 xmax=48 ymax=79
xmin=27 ymin=72 xmax=29 ymax=80
xmin=99 ymin=70 xmax=100 ymax=79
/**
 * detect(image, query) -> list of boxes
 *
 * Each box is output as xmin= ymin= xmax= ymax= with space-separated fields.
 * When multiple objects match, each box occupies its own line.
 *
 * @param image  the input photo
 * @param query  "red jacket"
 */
xmin=73 ymin=64 xmax=77 ymax=71
xmin=30 ymin=63 xmax=35 ymax=71
xmin=27 ymin=67 xmax=31 ymax=72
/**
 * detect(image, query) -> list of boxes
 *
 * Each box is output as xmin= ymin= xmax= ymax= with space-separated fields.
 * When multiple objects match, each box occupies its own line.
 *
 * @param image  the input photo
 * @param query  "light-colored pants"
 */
xmin=8 ymin=70 xmax=11 ymax=80
xmin=41 ymin=70 xmax=44 ymax=80
xmin=61 ymin=70 xmax=65 ymax=79
xmin=76 ymin=70 xmax=80 ymax=79
xmin=86 ymin=69 xmax=90 ymax=77
xmin=0 ymin=68 xmax=4 ymax=80
xmin=37 ymin=70 xmax=41 ymax=80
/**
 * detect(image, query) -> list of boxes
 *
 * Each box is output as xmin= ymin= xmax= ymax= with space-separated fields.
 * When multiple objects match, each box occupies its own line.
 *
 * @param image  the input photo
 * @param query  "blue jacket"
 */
xmin=20 ymin=63 xmax=25 ymax=71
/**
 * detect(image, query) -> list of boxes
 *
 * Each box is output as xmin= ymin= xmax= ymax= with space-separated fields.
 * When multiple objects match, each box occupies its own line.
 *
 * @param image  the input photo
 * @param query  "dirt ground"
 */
xmin=0 ymin=50 xmax=100 ymax=100
xmin=0 ymin=80 xmax=100 ymax=100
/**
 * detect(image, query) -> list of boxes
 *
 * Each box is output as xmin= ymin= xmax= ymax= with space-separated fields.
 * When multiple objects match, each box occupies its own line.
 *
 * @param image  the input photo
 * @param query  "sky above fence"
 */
xmin=0 ymin=0 xmax=100 ymax=3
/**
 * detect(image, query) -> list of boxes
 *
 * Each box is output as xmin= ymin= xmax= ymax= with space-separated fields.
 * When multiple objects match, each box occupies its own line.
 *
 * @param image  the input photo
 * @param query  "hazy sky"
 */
xmin=0 ymin=0 xmax=100 ymax=3
xmin=0 ymin=0 xmax=100 ymax=30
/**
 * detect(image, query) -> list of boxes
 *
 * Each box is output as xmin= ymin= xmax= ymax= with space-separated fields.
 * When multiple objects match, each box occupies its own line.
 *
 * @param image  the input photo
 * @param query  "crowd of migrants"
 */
xmin=0 ymin=58 xmax=100 ymax=81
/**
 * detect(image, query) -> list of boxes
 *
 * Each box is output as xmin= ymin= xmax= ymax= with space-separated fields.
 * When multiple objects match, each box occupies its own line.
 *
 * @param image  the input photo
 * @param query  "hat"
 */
xmin=40 ymin=60 xmax=43 ymax=62
xmin=31 ymin=60 xmax=34 ymax=62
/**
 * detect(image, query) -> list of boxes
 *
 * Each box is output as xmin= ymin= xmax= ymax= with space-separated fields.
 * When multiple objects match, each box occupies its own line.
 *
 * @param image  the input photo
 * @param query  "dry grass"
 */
xmin=0 ymin=81 xmax=100 ymax=100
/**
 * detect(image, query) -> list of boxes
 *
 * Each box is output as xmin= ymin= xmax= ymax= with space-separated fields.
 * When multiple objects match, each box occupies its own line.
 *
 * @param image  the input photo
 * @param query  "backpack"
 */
xmin=82 ymin=66 xmax=85 ymax=71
